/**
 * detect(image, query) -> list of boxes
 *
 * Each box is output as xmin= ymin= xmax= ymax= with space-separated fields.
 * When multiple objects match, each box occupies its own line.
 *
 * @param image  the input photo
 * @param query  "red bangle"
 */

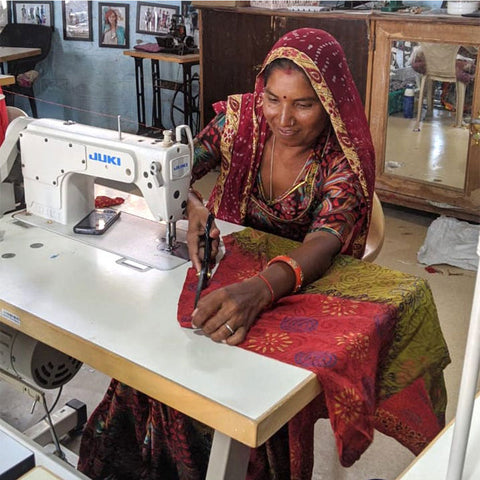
xmin=257 ymin=273 xmax=275 ymax=307
xmin=267 ymin=255 xmax=304 ymax=293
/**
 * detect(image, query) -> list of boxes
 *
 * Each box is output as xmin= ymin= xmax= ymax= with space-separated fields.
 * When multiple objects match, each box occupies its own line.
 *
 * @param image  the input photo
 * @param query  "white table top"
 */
xmin=0 ymin=419 xmax=87 ymax=479
xmin=0 ymin=206 xmax=319 ymax=448
xmin=396 ymin=393 xmax=480 ymax=479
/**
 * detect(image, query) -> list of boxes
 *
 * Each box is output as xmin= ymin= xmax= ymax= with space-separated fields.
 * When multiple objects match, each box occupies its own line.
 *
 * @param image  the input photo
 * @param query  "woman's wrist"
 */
xmin=188 ymin=187 xmax=204 ymax=204
xmin=187 ymin=189 xmax=207 ymax=217
xmin=267 ymin=255 xmax=304 ymax=293
xmin=256 ymin=273 xmax=275 ymax=308
xmin=248 ymin=275 xmax=275 ymax=310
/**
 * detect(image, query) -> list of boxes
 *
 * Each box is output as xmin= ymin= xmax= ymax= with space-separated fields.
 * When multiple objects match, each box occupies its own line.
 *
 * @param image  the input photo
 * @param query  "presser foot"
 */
xmin=156 ymin=238 xmax=190 ymax=261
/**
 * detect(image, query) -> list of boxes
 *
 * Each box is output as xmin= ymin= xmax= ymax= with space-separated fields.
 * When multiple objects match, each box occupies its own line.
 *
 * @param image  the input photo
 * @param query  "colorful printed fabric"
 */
xmin=176 ymin=228 xmax=450 ymax=471
xmin=78 ymin=228 xmax=449 ymax=479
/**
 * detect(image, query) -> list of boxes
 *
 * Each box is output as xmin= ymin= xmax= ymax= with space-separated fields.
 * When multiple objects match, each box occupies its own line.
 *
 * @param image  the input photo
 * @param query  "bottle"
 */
xmin=403 ymin=84 xmax=415 ymax=119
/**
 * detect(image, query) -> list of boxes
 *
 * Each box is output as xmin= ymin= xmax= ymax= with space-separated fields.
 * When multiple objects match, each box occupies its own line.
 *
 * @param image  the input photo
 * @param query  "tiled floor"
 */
xmin=0 ymin=199 xmax=477 ymax=479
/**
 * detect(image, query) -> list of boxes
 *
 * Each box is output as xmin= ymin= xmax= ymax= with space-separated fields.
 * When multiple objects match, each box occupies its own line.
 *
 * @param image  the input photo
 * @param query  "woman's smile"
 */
xmin=262 ymin=68 xmax=328 ymax=147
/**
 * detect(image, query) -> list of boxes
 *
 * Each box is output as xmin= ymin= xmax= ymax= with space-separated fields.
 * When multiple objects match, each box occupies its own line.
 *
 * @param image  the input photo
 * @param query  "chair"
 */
xmin=7 ymin=105 xmax=28 ymax=123
xmin=413 ymin=42 xmax=466 ymax=130
xmin=0 ymin=23 xmax=52 ymax=118
xmin=362 ymin=192 xmax=385 ymax=263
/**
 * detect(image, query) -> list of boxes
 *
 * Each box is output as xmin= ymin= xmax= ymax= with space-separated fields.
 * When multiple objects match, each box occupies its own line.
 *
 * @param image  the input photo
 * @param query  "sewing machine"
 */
xmin=0 ymin=117 xmax=194 ymax=269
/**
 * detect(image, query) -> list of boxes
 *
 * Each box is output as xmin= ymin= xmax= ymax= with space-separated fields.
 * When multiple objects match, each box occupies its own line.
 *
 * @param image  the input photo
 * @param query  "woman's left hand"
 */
xmin=191 ymin=277 xmax=271 ymax=345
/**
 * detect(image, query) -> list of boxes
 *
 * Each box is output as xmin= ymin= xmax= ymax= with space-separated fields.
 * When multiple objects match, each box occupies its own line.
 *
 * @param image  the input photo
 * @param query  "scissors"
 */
xmin=193 ymin=213 xmax=215 ymax=309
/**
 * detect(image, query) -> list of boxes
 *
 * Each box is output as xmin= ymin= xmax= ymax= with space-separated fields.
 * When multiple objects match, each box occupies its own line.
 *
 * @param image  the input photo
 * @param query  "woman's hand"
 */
xmin=186 ymin=195 xmax=220 ymax=272
xmin=191 ymin=277 xmax=272 ymax=345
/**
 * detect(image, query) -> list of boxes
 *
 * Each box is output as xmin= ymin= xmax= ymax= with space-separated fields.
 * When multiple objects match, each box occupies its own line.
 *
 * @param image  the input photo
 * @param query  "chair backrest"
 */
xmin=6 ymin=106 xmax=28 ymax=122
xmin=0 ymin=23 xmax=52 ymax=74
xmin=418 ymin=42 xmax=460 ymax=81
xmin=362 ymin=192 xmax=385 ymax=263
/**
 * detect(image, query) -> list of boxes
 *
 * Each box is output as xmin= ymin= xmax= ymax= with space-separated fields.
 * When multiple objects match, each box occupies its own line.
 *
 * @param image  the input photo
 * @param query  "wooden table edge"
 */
xmin=0 ymin=300 xmax=320 ymax=448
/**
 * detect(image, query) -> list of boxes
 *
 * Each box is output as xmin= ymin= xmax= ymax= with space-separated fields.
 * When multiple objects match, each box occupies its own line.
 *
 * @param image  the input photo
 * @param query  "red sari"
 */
xmin=202 ymin=28 xmax=375 ymax=259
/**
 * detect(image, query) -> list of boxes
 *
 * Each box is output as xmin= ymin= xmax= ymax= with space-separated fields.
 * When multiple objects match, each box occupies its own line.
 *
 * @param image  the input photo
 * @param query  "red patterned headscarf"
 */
xmin=209 ymin=28 xmax=375 ymax=257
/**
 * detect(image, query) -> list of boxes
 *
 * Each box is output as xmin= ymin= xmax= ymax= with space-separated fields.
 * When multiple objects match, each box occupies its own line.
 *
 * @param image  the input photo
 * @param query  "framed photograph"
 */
xmin=12 ymin=1 xmax=54 ymax=27
xmin=62 ymin=0 xmax=92 ymax=41
xmin=0 ymin=2 xmax=9 ymax=31
xmin=136 ymin=2 xmax=179 ymax=35
xmin=98 ymin=2 xmax=129 ymax=49
xmin=62 ymin=0 xmax=93 ymax=42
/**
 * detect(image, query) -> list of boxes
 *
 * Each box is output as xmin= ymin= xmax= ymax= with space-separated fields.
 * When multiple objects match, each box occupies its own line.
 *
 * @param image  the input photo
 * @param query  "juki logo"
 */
xmin=173 ymin=162 xmax=189 ymax=171
xmin=89 ymin=152 xmax=121 ymax=166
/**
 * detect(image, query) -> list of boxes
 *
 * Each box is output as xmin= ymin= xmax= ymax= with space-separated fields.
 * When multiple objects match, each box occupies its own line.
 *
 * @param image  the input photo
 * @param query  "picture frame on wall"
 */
xmin=12 ymin=1 xmax=54 ymax=27
xmin=98 ymin=2 xmax=129 ymax=49
xmin=0 ymin=2 xmax=10 ymax=30
xmin=62 ymin=0 xmax=92 ymax=41
xmin=136 ymin=2 xmax=179 ymax=35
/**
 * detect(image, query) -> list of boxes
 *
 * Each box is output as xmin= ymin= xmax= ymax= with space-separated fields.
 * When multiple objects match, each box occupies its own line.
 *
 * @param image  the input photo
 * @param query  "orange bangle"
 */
xmin=257 ymin=273 xmax=275 ymax=307
xmin=267 ymin=255 xmax=304 ymax=293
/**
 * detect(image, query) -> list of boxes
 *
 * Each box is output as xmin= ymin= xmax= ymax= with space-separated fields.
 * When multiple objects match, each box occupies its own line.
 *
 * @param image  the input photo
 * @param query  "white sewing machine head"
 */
xmin=12 ymin=118 xmax=192 ymax=224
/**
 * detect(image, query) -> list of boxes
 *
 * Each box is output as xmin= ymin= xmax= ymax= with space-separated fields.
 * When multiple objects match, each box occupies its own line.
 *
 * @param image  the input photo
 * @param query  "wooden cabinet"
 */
xmin=369 ymin=16 xmax=480 ymax=222
xmin=197 ymin=6 xmax=371 ymax=126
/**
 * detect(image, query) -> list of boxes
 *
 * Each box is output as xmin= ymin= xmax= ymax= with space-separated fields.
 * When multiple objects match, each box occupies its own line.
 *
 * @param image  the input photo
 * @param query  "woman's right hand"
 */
xmin=186 ymin=195 xmax=221 ymax=273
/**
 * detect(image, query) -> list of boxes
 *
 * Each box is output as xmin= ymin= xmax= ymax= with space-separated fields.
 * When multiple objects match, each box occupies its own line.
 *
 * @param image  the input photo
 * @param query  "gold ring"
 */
xmin=224 ymin=322 xmax=235 ymax=336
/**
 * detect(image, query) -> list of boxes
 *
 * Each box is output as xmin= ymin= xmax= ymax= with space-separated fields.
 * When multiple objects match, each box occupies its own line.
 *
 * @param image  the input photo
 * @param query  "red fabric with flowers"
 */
xmin=177 ymin=229 xmax=449 ymax=472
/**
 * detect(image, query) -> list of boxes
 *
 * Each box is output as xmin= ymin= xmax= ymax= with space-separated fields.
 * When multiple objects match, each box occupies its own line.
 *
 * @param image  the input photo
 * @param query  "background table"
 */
xmin=0 ymin=74 xmax=15 ymax=86
xmin=0 ymin=46 xmax=41 ymax=64
xmin=123 ymin=50 xmax=200 ymax=136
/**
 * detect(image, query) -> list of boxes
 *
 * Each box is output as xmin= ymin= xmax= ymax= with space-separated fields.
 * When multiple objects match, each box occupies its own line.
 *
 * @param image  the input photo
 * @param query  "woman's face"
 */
xmin=106 ymin=11 xmax=117 ymax=26
xmin=262 ymin=67 xmax=328 ymax=147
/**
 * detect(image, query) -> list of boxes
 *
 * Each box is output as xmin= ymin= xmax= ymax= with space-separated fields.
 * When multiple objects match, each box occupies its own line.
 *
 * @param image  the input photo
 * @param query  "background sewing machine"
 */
xmin=0 ymin=116 xmax=194 ymax=270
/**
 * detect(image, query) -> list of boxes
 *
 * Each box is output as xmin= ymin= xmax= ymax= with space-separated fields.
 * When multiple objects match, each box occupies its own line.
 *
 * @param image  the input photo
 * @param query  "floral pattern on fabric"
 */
xmin=175 ymin=228 xmax=450 ymax=471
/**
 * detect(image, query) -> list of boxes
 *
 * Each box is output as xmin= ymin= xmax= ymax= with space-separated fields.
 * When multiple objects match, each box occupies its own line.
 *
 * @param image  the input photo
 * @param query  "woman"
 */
xmin=78 ymin=28 xmax=375 ymax=479
xmin=187 ymin=32 xmax=374 ymax=345
xmin=102 ymin=8 xmax=125 ymax=46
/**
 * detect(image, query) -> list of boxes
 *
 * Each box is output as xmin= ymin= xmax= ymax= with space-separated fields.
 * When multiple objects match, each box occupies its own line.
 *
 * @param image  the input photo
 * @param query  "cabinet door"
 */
xmin=370 ymin=20 xmax=480 ymax=222
xmin=279 ymin=15 xmax=370 ymax=103
xmin=200 ymin=9 xmax=273 ymax=125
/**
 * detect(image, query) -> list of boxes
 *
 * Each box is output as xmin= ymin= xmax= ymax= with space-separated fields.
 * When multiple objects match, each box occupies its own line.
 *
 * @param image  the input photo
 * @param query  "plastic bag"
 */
xmin=417 ymin=215 xmax=480 ymax=271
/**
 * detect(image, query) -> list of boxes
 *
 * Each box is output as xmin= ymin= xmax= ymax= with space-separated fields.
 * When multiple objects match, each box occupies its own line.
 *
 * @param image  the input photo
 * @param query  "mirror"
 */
xmin=384 ymin=40 xmax=478 ymax=190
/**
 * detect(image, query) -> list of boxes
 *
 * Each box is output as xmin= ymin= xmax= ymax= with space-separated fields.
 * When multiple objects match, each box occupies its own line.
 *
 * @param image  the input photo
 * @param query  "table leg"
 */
xmin=182 ymin=64 xmax=192 ymax=130
xmin=206 ymin=430 xmax=250 ymax=480
xmin=133 ymin=58 xmax=146 ymax=134
xmin=151 ymin=59 xmax=165 ymax=130
xmin=446 ymin=237 xmax=480 ymax=480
